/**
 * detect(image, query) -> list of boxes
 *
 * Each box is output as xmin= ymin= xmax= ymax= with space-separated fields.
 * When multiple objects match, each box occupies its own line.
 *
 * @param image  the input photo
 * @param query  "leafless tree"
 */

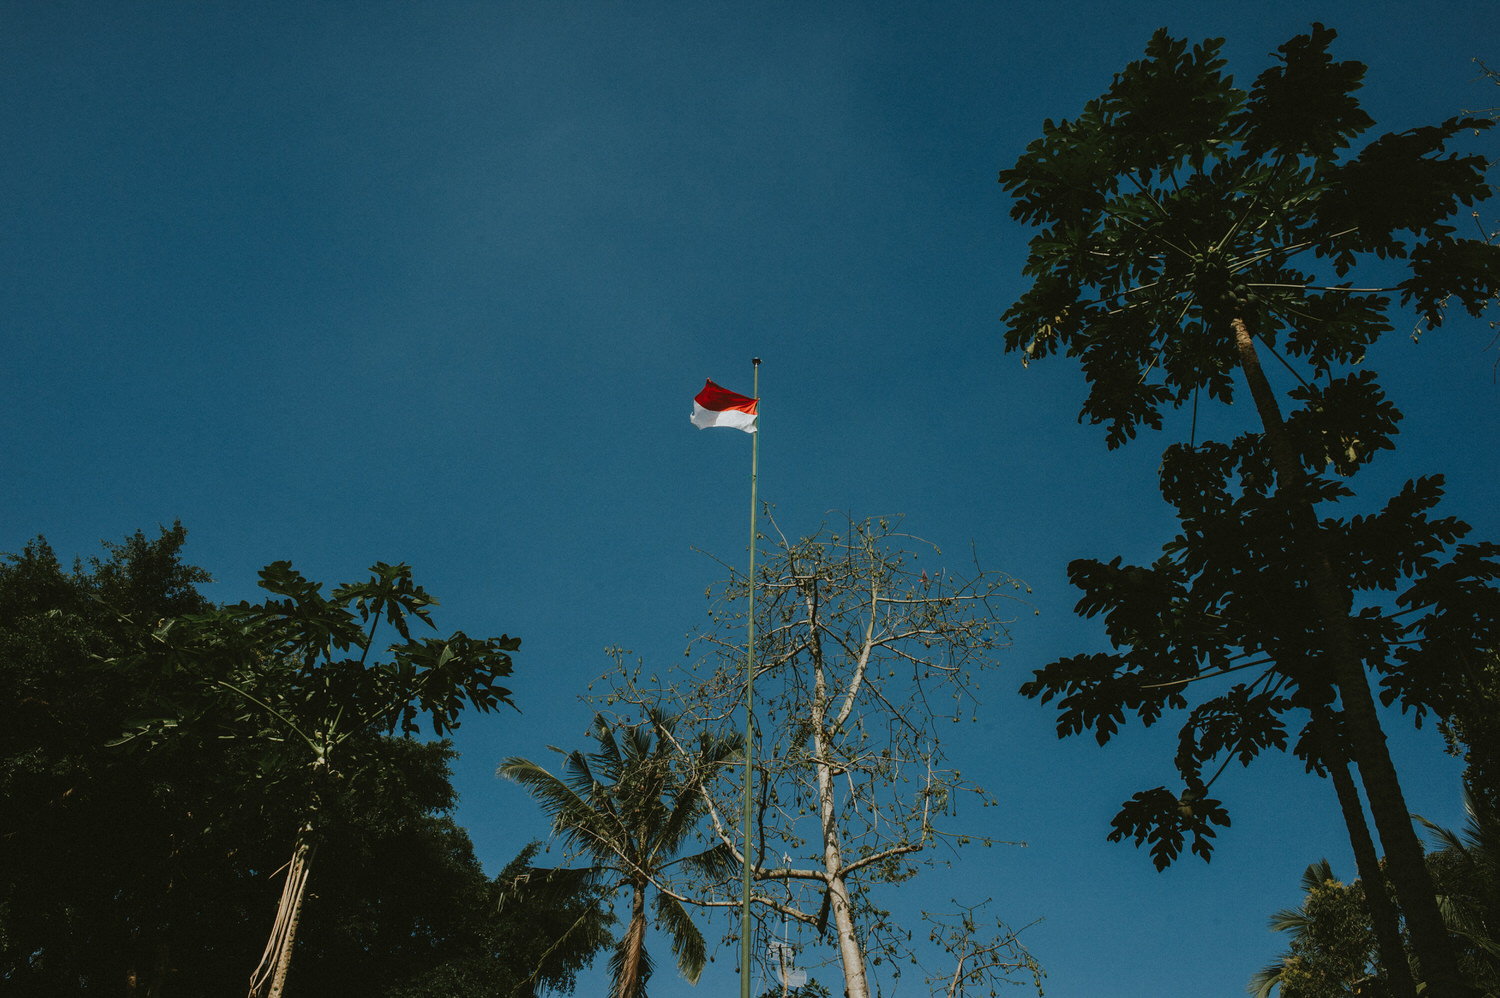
xmin=606 ymin=514 xmax=1040 ymax=998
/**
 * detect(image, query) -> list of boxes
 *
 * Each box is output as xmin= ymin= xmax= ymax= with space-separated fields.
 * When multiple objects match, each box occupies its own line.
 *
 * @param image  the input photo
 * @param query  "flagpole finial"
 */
xmin=752 ymin=357 xmax=760 ymax=366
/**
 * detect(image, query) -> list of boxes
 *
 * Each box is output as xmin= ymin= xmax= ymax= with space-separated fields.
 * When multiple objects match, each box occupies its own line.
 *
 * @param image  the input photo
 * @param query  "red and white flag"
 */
xmin=690 ymin=379 xmax=758 ymax=433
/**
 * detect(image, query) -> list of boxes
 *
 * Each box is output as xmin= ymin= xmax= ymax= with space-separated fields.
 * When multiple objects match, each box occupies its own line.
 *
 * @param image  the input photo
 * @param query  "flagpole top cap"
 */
xmin=752 ymin=357 xmax=761 ymax=365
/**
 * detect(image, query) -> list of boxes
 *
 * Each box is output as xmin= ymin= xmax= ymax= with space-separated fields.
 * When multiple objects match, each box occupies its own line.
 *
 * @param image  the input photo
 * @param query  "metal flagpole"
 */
xmin=740 ymin=357 xmax=760 ymax=998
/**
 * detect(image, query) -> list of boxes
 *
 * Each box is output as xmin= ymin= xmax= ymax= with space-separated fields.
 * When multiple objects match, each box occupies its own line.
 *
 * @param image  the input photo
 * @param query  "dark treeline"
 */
xmin=0 ymin=525 xmax=608 ymax=997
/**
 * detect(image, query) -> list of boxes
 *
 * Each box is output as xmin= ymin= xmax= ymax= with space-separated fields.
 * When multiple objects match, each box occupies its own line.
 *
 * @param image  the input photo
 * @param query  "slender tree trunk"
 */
xmin=807 ymin=584 xmax=871 ymax=998
xmin=1233 ymin=318 xmax=1467 ymax=998
xmin=266 ymin=837 xmax=313 ymax=998
xmin=249 ymin=826 xmax=316 ymax=998
xmin=946 ymin=948 xmax=969 ymax=998
xmin=617 ymin=882 xmax=649 ymax=998
xmin=1324 ymin=733 xmax=1417 ymax=998
xmin=815 ymin=731 xmax=870 ymax=998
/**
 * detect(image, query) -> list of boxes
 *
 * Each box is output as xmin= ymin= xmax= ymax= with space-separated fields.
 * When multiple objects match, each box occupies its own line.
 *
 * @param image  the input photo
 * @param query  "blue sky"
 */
xmin=4 ymin=2 xmax=1498 ymax=996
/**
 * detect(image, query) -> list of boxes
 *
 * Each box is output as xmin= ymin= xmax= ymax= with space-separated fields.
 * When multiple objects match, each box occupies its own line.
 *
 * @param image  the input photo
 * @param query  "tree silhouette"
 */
xmin=1000 ymin=25 xmax=1500 ymax=997
xmin=500 ymin=711 xmax=738 ymax=998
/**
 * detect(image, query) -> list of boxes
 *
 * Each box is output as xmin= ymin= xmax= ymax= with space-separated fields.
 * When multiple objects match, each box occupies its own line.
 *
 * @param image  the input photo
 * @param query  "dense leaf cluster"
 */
xmin=1002 ymin=25 xmax=1500 ymax=871
xmin=1001 ymin=25 xmax=1498 ymax=448
xmin=0 ymin=527 xmax=600 ymax=996
xmin=1022 ymin=438 xmax=1500 ymax=868
xmin=1251 ymin=860 xmax=1385 ymax=998
xmin=1254 ymin=797 xmax=1500 ymax=998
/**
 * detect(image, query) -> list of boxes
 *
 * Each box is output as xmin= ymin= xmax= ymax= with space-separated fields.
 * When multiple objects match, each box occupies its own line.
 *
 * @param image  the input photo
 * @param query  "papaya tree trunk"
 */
xmin=1324 ymin=730 xmax=1417 ymax=998
xmin=249 ymin=824 xmax=316 ymax=998
xmin=1233 ymin=318 xmax=1466 ymax=998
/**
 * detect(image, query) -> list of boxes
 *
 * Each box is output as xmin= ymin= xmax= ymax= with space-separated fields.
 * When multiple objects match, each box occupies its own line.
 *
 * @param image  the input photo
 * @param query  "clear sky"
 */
xmin=4 ymin=2 xmax=1498 ymax=996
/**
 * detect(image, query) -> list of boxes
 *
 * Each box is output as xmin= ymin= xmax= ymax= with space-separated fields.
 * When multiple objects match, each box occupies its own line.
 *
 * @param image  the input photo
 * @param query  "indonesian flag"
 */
xmin=691 ymin=379 xmax=758 ymax=433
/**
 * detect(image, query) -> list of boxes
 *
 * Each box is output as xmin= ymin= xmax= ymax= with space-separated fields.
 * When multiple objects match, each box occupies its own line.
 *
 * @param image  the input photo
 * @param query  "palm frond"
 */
xmin=1300 ymin=858 xmax=1337 ymax=893
xmin=499 ymin=756 xmax=629 ymax=859
xmin=500 ymin=863 xmax=610 ymax=911
xmin=653 ymin=889 xmax=708 ymax=983
xmin=625 ymin=720 xmax=656 ymax=767
xmin=1247 ymin=959 xmax=1287 ymax=998
xmin=1266 ymin=906 xmax=1312 ymax=934
xmin=650 ymin=787 xmax=704 ymax=862
xmin=678 ymin=841 xmax=739 ymax=883
xmin=1417 ymin=812 xmax=1469 ymax=856
xmin=590 ymin=713 xmax=627 ymax=784
xmin=564 ymin=745 xmax=602 ymax=800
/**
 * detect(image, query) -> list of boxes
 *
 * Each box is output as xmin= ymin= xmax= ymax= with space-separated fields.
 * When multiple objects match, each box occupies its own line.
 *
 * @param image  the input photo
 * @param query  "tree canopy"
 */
xmin=0 ymin=527 xmax=603 ymax=997
xmin=607 ymin=516 xmax=1040 ymax=998
xmin=1252 ymin=794 xmax=1500 ymax=998
xmin=1002 ymin=25 xmax=1497 ymax=448
xmin=500 ymin=711 xmax=737 ymax=998
xmin=1000 ymin=24 xmax=1500 ymax=998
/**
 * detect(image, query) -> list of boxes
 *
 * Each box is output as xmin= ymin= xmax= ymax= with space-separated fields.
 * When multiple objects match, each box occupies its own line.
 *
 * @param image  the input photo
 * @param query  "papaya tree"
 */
xmin=118 ymin=560 xmax=520 ymax=998
xmin=999 ymin=25 xmax=1500 ymax=998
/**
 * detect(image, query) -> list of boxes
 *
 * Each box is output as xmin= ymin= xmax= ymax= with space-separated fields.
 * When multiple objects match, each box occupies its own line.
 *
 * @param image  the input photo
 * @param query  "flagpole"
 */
xmin=740 ymin=357 xmax=760 ymax=998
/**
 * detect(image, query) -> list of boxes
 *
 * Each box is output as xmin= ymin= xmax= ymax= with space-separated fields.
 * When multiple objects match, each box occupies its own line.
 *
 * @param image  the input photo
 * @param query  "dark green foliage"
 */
xmin=113 ymin=555 xmax=524 ymax=994
xmin=1254 ymin=797 xmax=1500 ymax=998
xmin=1419 ymin=796 xmax=1500 ymax=995
xmin=0 ymin=525 xmax=229 ymax=994
xmin=1019 ymin=430 xmax=1500 ymax=870
xmin=381 ymin=841 xmax=615 ymax=998
xmin=1022 ymin=435 xmax=1500 ymax=806
xmin=291 ymin=792 xmax=613 ymax=998
xmin=1001 ymin=25 xmax=1497 ymax=445
xmin=1439 ymin=651 xmax=1500 ymax=815
xmin=1 ymin=528 xmax=600 ymax=997
xmin=1249 ymin=860 xmax=1388 ymax=998
xmin=135 ymin=557 xmax=522 ymax=760
xmin=1003 ymin=24 xmax=1500 ymax=870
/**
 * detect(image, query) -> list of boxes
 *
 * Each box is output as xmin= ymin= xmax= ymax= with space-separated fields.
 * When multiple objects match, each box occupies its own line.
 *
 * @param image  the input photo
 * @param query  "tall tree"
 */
xmin=0 ymin=525 xmax=224 ymax=995
xmin=0 ymin=529 xmax=613 ymax=998
xmin=120 ymin=560 xmax=521 ymax=998
xmin=613 ymin=516 xmax=1040 ymax=998
xmin=1 ymin=529 xmax=567 ymax=997
xmin=999 ymin=26 xmax=1500 ymax=998
xmin=499 ymin=711 xmax=738 ymax=998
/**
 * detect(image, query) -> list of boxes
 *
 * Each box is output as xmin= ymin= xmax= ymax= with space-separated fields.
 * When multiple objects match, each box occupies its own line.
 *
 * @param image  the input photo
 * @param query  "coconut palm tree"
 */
xmin=499 ymin=711 xmax=739 ymax=998
xmin=1419 ymin=792 xmax=1500 ymax=995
